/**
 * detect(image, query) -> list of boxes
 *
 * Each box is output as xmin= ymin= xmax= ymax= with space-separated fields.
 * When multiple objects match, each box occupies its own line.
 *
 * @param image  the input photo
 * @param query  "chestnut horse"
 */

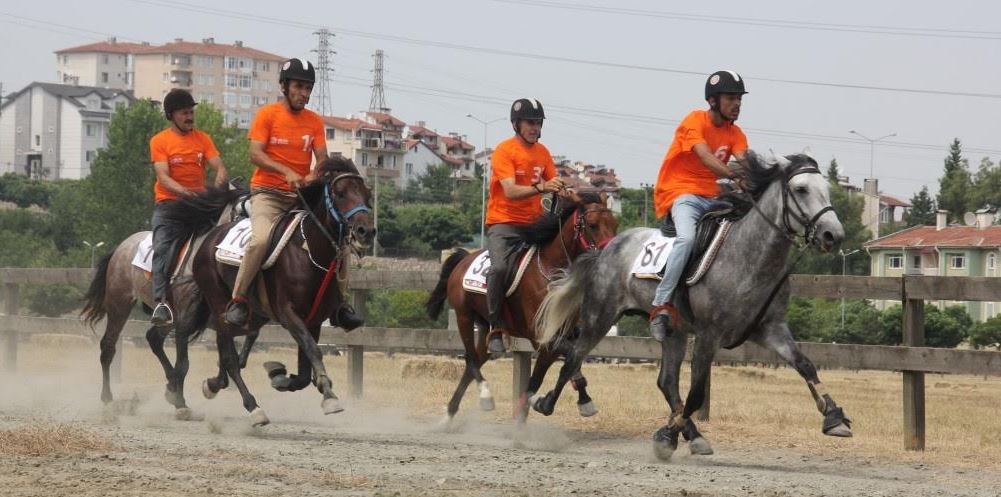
xmin=426 ymin=191 xmax=618 ymax=424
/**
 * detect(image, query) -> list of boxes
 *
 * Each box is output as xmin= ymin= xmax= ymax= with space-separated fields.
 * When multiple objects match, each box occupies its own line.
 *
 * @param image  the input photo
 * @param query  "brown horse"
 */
xmin=81 ymin=186 xmax=246 ymax=419
xmin=191 ymin=156 xmax=375 ymax=426
xmin=426 ymin=191 xmax=618 ymax=424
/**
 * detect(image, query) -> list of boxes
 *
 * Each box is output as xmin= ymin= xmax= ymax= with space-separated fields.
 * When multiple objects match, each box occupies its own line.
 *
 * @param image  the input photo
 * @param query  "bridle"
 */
xmin=297 ymin=173 xmax=372 ymax=252
xmin=572 ymin=207 xmax=615 ymax=252
xmin=750 ymin=163 xmax=834 ymax=248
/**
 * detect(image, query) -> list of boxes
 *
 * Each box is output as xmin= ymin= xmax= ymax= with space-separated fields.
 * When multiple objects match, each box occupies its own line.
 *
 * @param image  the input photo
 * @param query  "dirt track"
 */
xmin=3 ymin=384 xmax=1000 ymax=497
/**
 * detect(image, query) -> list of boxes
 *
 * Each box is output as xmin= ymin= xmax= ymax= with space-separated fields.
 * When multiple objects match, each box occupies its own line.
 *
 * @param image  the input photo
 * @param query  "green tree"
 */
xmin=937 ymin=138 xmax=972 ymax=221
xmin=405 ymin=163 xmax=454 ymax=203
xmin=879 ymin=304 xmax=971 ymax=348
xmin=194 ymin=102 xmax=252 ymax=182
xmin=73 ymin=100 xmax=164 ymax=246
xmin=363 ymin=289 xmax=447 ymax=329
xmin=826 ymin=158 xmax=841 ymax=184
xmin=968 ymin=157 xmax=1000 ymax=211
xmin=970 ymin=314 xmax=1001 ymax=349
xmin=904 ymin=186 xmax=936 ymax=227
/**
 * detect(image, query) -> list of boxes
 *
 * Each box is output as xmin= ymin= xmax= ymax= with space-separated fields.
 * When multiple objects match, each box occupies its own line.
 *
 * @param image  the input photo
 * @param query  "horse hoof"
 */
xmin=250 ymin=408 xmax=270 ymax=427
xmin=164 ymin=387 xmax=182 ymax=407
xmin=202 ymin=379 xmax=217 ymax=399
xmin=322 ymin=397 xmax=344 ymax=415
xmin=270 ymin=375 xmax=292 ymax=392
xmin=689 ymin=436 xmax=714 ymax=455
xmin=532 ymin=392 xmax=555 ymax=416
xmin=479 ymin=397 xmax=496 ymax=412
xmin=652 ymin=426 xmax=679 ymax=462
xmin=174 ymin=407 xmax=193 ymax=421
xmin=577 ymin=401 xmax=598 ymax=418
xmin=824 ymin=422 xmax=853 ymax=438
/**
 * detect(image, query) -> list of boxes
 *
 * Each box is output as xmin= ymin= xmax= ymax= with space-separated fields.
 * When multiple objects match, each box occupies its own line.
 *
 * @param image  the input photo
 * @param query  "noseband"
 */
xmin=751 ymin=164 xmax=833 ymax=247
xmin=321 ymin=173 xmax=372 ymax=244
xmin=572 ymin=207 xmax=614 ymax=251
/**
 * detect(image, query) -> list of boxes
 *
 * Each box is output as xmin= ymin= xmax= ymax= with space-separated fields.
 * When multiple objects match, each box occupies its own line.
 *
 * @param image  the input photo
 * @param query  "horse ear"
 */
xmin=767 ymin=149 xmax=791 ymax=167
xmin=599 ymin=191 xmax=608 ymax=205
xmin=802 ymin=146 xmax=814 ymax=159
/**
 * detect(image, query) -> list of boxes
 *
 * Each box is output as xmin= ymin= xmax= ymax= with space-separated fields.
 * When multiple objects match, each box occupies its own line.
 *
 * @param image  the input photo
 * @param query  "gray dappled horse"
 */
xmin=81 ymin=187 xmax=247 ymax=419
xmin=535 ymin=151 xmax=853 ymax=460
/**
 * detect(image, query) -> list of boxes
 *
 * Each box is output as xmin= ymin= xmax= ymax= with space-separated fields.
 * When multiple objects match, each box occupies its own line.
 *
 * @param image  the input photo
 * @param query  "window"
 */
xmin=196 ymin=55 xmax=214 ymax=67
xmin=948 ymin=253 xmax=967 ymax=270
xmin=102 ymin=54 xmax=108 ymax=64
xmin=911 ymin=255 xmax=921 ymax=270
xmin=101 ymin=72 xmax=108 ymax=83
xmin=326 ymin=128 xmax=335 ymax=140
xmin=86 ymin=150 xmax=95 ymax=162
xmin=35 ymin=135 xmax=40 ymax=146
xmin=163 ymin=72 xmax=169 ymax=82
xmin=255 ymin=61 xmax=270 ymax=72
xmin=226 ymin=56 xmax=238 ymax=70
xmin=239 ymin=94 xmax=251 ymax=108
xmin=238 ymin=75 xmax=252 ymax=89
xmin=361 ymin=153 xmax=368 ymax=166
xmin=238 ymin=111 xmax=251 ymax=128
xmin=223 ymin=92 xmax=237 ymax=106
xmin=86 ymin=124 xmax=95 ymax=137
xmin=406 ymin=163 xmax=413 ymax=175
xmin=62 ymin=55 xmax=68 ymax=64
xmin=393 ymin=155 xmax=398 ymax=168
xmin=201 ymin=93 xmax=214 ymax=104
xmin=887 ymin=254 xmax=903 ymax=269
xmin=989 ymin=253 xmax=997 ymax=272
xmin=225 ymin=74 xmax=238 ymax=88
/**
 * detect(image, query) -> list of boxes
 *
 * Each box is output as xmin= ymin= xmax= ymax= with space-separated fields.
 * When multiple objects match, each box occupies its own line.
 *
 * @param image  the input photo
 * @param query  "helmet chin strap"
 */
xmin=513 ymin=121 xmax=540 ymax=144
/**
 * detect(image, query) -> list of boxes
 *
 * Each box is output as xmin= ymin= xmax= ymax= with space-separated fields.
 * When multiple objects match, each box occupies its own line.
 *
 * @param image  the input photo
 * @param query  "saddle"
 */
xmin=131 ymin=233 xmax=195 ymax=283
xmin=215 ymin=210 xmax=307 ymax=269
xmin=461 ymin=244 xmax=537 ymax=297
xmin=660 ymin=191 xmax=754 ymax=284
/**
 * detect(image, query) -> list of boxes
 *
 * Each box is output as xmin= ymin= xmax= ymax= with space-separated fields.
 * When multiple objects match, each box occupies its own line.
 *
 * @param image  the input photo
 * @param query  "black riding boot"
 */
xmin=331 ymin=304 xmax=364 ymax=331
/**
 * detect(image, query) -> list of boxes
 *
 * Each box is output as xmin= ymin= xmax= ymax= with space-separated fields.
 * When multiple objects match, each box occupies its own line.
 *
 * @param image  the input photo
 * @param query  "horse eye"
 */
xmin=795 ymin=186 xmax=809 ymax=194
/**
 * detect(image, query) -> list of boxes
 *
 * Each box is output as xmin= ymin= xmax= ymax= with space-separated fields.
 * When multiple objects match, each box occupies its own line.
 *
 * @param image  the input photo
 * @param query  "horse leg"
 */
xmin=145 ymin=325 xmax=178 ymax=407
xmin=279 ymin=305 xmax=343 ymax=415
xmin=654 ymin=333 xmax=718 ymax=461
xmin=756 ymin=321 xmax=852 ymax=437
xmin=532 ymin=348 xmax=584 ymax=416
xmin=518 ymin=348 xmax=557 ymax=423
xmin=217 ymin=331 xmax=267 ymax=426
xmin=653 ymin=329 xmax=712 ymax=456
xmin=570 ymin=370 xmax=598 ymax=418
xmin=99 ymin=312 xmax=129 ymax=404
xmin=238 ymin=327 xmax=259 ymax=369
xmin=170 ymin=318 xmax=194 ymax=420
xmin=443 ymin=311 xmax=480 ymax=423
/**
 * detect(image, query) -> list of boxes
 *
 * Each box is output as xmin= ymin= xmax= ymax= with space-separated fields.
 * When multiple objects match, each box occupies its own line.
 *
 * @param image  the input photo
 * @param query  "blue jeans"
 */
xmin=652 ymin=194 xmax=722 ymax=306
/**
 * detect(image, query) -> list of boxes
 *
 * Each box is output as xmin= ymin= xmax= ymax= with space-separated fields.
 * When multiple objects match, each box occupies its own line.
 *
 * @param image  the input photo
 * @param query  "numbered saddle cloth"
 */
xmin=131 ymin=232 xmax=194 ymax=282
xmin=631 ymin=218 xmax=733 ymax=287
xmin=214 ymin=211 xmax=307 ymax=269
xmin=461 ymin=246 xmax=537 ymax=297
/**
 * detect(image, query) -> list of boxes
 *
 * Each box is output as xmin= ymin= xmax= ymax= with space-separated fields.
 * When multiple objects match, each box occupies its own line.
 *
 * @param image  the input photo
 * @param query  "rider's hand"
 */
xmin=556 ymin=186 xmax=576 ymax=200
xmin=542 ymin=178 xmax=565 ymax=193
xmin=303 ymin=171 xmax=318 ymax=184
xmin=285 ymin=169 xmax=305 ymax=189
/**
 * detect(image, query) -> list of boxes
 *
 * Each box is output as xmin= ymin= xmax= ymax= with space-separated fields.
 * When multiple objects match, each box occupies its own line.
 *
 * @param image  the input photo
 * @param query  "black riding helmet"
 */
xmin=704 ymin=70 xmax=748 ymax=101
xmin=163 ymin=89 xmax=197 ymax=119
xmin=279 ymin=58 xmax=316 ymax=86
xmin=510 ymin=98 xmax=545 ymax=122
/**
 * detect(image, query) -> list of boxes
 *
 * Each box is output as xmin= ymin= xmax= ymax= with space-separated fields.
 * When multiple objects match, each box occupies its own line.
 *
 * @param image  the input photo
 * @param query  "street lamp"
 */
xmin=83 ymin=240 xmax=105 ymax=268
xmin=466 ymin=113 xmax=505 ymax=248
xmin=639 ymin=183 xmax=653 ymax=227
xmin=839 ymin=248 xmax=860 ymax=329
xmin=849 ymin=130 xmax=897 ymax=179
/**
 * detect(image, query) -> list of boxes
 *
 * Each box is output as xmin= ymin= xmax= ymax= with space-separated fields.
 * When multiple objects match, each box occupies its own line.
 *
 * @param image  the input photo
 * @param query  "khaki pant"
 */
xmin=231 ymin=189 xmax=298 ymax=299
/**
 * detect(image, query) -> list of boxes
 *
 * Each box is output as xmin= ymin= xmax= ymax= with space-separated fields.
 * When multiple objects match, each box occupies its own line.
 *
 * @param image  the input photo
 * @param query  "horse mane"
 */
xmin=521 ymin=192 xmax=604 ymax=245
xmin=157 ymin=184 xmax=248 ymax=236
xmin=298 ymin=155 xmax=363 ymax=207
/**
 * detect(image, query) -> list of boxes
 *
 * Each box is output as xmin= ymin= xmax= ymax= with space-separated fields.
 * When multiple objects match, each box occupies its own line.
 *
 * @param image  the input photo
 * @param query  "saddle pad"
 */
xmin=131 ymin=232 xmax=192 ymax=281
xmin=461 ymin=246 xmax=537 ymax=297
xmin=215 ymin=212 xmax=306 ymax=270
xmin=631 ymin=221 xmax=733 ymax=286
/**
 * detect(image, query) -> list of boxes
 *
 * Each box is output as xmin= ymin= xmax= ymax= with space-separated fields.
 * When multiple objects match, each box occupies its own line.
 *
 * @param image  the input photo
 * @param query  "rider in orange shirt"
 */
xmin=649 ymin=71 xmax=750 ymax=341
xmin=149 ymin=89 xmax=228 ymax=326
xmin=224 ymin=58 xmax=362 ymax=330
xmin=484 ymin=98 xmax=565 ymax=355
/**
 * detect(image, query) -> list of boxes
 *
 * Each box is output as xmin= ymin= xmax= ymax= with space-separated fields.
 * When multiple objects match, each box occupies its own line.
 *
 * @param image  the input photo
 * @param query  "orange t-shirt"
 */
xmin=653 ymin=110 xmax=748 ymax=218
xmin=149 ymin=128 xmax=220 ymax=203
xmin=247 ymin=102 xmax=327 ymax=191
xmin=486 ymin=136 xmax=556 ymax=225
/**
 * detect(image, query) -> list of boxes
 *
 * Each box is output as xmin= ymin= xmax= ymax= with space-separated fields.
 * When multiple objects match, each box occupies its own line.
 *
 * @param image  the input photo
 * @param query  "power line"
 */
xmin=492 ymin=0 xmax=1001 ymax=40
xmin=311 ymin=28 xmax=335 ymax=116
xmin=123 ymin=0 xmax=1001 ymax=100
xmin=0 ymin=12 xmax=143 ymax=43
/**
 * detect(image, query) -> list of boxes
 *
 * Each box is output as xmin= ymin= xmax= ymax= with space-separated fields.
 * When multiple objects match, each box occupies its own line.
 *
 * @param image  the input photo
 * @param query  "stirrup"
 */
xmin=151 ymin=302 xmax=174 ymax=326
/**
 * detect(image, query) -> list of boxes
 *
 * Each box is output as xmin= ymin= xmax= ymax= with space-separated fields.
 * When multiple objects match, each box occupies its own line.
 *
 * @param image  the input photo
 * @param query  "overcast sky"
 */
xmin=1 ymin=0 xmax=998 ymax=200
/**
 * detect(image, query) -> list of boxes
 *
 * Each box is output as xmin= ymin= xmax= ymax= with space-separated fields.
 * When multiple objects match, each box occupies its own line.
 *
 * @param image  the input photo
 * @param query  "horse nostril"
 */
xmin=822 ymin=231 xmax=836 ymax=247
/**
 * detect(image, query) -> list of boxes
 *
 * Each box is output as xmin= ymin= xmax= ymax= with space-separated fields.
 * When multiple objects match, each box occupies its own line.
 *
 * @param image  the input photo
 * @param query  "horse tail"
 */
xmin=535 ymin=250 xmax=601 ymax=345
xmin=426 ymin=248 xmax=469 ymax=320
xmin=81 ymin=251 xmax=114 ymax=329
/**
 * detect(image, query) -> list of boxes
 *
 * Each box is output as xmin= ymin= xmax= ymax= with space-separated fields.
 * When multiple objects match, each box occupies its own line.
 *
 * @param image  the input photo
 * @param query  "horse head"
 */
xmin=313 ymin=156 xmax=376 ymax=253
xmin=565 ymin=190 xmax=618 ymax=251
xmin=745 ymin=150 xmax=844 ymax=252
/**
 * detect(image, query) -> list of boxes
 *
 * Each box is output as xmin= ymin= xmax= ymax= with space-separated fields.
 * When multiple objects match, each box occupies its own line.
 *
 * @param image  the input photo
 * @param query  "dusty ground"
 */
xmin=2 ymin=337 xmax=1001 ymax=497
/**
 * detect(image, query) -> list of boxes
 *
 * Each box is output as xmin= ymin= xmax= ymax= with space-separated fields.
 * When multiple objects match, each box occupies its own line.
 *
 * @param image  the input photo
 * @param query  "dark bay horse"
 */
xmin=191 ymin=156 xmax=374 ymax=426
xmin=81 ymin=186 xmax=245 ymax=419
xmin=535 ymin=151 xmax=853 ymax=460
xmin=426 ymin=191 xmax=618 ymax=424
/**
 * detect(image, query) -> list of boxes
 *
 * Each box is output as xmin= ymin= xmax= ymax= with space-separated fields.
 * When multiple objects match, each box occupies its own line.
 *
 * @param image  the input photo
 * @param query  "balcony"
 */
xmin=169 ymin=76 xmax=192 ymax=87
xmin=359 ymin=138 xmax=406 ymax=152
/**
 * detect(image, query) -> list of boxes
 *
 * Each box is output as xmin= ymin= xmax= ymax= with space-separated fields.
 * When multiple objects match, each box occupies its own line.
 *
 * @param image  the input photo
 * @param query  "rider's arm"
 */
xmin=153 ymin=161 xmax=194 ymax=197
xmin=693 ymin=143 xmax=737 ymax=179
xmin=500 ymin=178 xmax=547 ymax=200
xmin=206 ymin=156 xmax=228 ymax=188
xmin=309 ymin=145 xmax=329 ymax=183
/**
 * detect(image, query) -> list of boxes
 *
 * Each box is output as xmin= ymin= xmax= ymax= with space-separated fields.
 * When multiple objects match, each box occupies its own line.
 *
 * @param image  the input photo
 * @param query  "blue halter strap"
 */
xmin=322 ymin=174 xmax=372 ymax=243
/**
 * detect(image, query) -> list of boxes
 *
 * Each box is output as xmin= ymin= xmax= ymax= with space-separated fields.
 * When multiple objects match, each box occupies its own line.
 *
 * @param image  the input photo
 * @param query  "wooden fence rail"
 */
xmin=3 ymin=268 xmax=1001 ymax=452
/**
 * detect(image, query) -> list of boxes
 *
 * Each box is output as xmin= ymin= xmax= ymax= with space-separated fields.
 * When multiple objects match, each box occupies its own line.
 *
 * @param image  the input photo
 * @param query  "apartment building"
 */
xmin=54 ymin=37 xmax=146 ymax=89
xmin=323 ymin=111 xmax=407 ymax=184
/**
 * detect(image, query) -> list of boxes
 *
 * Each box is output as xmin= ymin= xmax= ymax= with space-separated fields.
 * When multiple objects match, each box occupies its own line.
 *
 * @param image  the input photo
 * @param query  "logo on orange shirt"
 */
xmin=270 ymin=136 xmax=290 ymax=145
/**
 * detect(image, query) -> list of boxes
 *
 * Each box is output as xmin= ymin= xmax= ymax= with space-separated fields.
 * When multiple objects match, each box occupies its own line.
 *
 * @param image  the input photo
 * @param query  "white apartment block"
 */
xmin=56 ymin=38 xmax=284 ymax=128
xmin=0 ymin=82 xmax=133 ymax=179
xmin=324 ymin=111 xmax=407 ymax=186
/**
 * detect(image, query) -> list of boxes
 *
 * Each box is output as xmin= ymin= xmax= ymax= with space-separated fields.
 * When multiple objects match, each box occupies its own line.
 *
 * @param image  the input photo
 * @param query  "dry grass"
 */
xmin=11 ymin=340 xmax=1001 ymax=469
xmin=0 ymin=421 xmax=114 ymax=456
